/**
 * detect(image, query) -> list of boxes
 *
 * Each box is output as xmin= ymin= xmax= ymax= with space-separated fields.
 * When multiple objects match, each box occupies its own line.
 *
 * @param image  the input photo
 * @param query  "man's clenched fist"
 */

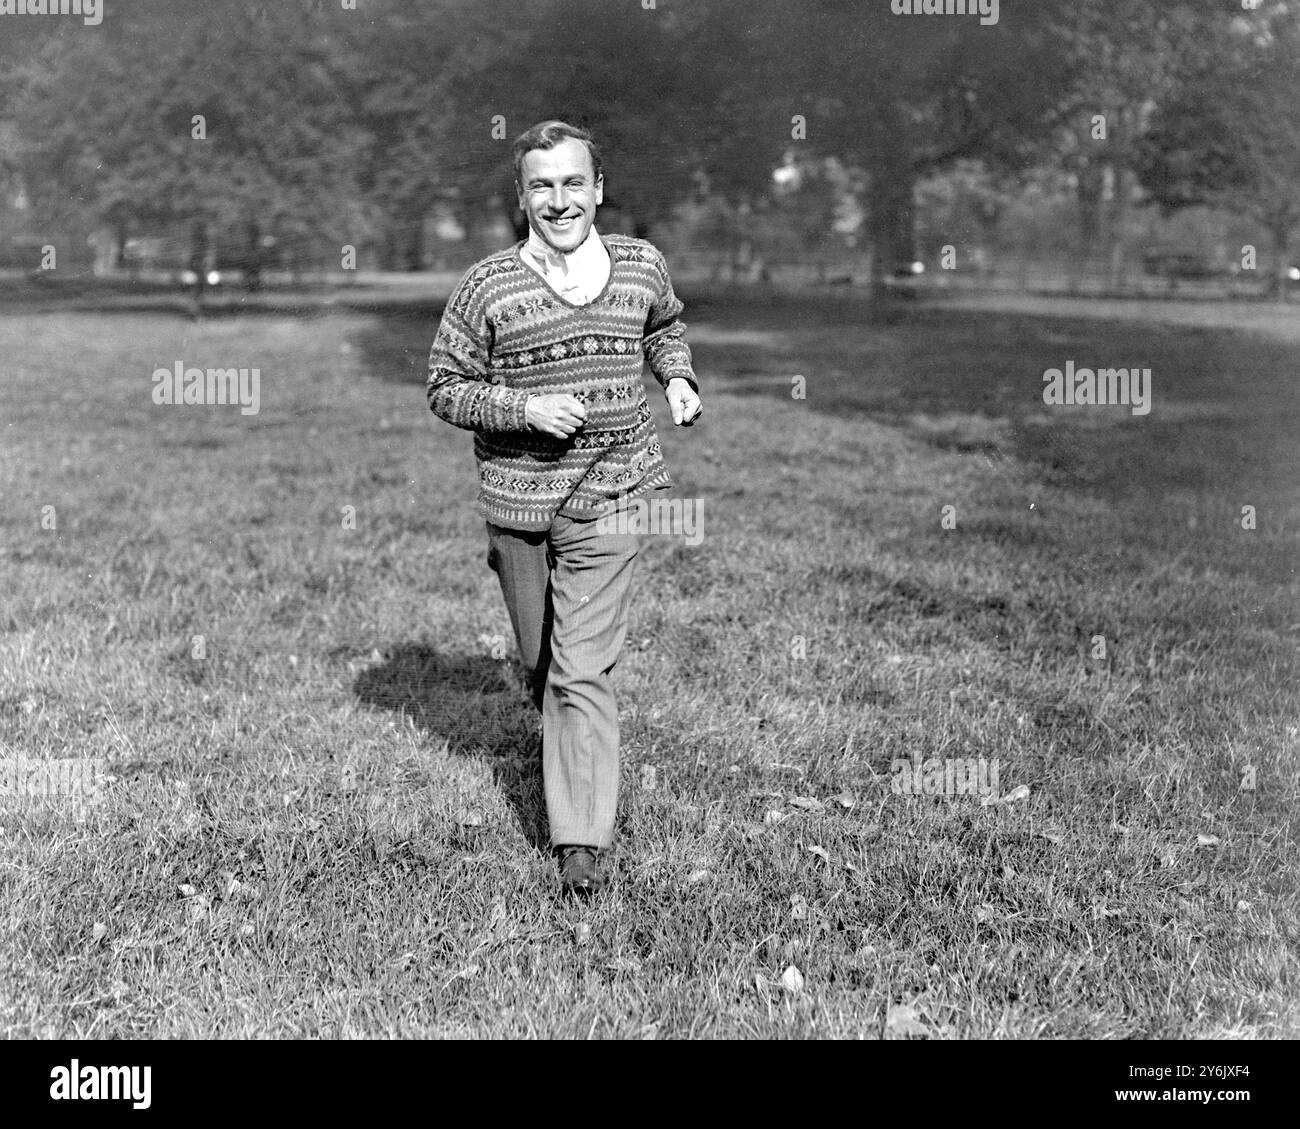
xmin=666 ymin=377 xmax=702 ymax=426
xmin=525 ymin=393 xmax=587 ymax=438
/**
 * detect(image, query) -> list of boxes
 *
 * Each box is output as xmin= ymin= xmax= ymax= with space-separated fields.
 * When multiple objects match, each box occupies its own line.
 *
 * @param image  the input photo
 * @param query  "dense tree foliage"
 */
xmin=0 ymin=0 xmax=1292 ymax=287
xmin=1136 ymin=0 xmax=1300 ymax=292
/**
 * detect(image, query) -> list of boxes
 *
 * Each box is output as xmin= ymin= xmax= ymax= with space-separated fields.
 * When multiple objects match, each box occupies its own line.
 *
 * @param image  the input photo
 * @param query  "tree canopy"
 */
xmin=0 ymin=0 xmax=1293 ymax=282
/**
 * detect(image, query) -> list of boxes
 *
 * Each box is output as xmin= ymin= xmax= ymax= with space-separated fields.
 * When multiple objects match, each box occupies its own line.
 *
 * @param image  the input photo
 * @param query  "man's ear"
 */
xmin=594 ymin=176 xmax=604 ymax=207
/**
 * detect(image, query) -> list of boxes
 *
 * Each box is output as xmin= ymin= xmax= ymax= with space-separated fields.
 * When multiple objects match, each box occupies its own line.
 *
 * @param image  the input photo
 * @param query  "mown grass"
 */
xmin=1 ymin=293 xmax=1297 ymax=1038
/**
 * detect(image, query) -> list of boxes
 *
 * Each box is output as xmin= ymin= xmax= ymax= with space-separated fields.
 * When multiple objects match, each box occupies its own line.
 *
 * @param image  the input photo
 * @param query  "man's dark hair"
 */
xmin=512 ymin=120 xmax=603 ymax=189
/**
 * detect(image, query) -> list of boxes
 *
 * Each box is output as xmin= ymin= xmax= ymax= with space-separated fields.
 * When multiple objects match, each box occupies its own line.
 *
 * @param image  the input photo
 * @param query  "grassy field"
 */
xmin=1 ymin=290 xmax=1297 ymax=1038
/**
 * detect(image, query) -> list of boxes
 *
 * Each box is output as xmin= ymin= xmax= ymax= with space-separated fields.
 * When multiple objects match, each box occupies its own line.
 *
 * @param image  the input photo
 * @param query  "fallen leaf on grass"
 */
xmin=885 ymin=1003 xmax=930 ymax=1039
xmin=91 ymin=922 xmax=107 ymax=943
xmin=1196 ymin=833 xmax=1221 ymax=848
xmin=982 ymin=784 xmax=1031 ymax=807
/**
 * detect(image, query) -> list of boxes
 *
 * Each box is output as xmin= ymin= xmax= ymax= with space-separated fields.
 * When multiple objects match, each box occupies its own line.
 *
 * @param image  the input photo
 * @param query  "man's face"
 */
xmin=517 ymin=137 xmax=604 ymax=255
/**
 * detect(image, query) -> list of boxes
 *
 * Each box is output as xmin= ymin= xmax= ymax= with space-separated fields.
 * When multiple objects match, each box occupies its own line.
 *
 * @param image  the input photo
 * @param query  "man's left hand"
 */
xmin=666 ymin=377 xmax=702 ymax=427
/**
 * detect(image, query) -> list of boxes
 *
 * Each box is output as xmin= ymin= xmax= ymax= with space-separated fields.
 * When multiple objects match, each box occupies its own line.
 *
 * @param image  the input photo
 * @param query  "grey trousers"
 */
xmin=486 ymin=513 xmax=640 ymax=849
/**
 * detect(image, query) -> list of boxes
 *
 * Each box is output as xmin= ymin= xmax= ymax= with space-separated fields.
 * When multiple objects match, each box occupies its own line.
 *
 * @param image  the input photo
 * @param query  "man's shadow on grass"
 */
xmin=350 ymin=645 xmax=547 ymax=851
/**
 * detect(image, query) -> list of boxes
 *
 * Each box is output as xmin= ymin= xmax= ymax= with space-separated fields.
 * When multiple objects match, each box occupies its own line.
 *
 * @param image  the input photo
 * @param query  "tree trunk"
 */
xmin=110 ymin=217 xmax=130 ymax=271
xmin=868 ymin=166 xmax=917 ymax=301
xmin=404 ymin=209 xmax=424 ymax=272
xmin=1076 ymin=163 xmax=1104 ymax=248
xmin=1275 ymin=235 xmax=1290 ymax=301
xmin=380 ymin=225 xmax=401 ymax=272
xmin=1106 ymin=166 xmax=1135 ymax=294
xmin=188 ymin=218 xmax=210 ymax=303
xmin=243 ymin=216 xmax=262 ymax=293
xmin=1072 ymin=162 xmax=1105 ymax=295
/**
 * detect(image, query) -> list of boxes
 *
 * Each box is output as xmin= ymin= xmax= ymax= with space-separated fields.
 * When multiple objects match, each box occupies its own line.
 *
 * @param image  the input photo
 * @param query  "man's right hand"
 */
xmin=525 ymin=393 xmax=587 ymax=438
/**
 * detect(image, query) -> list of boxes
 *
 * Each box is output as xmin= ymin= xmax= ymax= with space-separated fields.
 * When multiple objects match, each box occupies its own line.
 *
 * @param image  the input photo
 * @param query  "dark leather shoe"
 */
xmin=558 ymin=845 xmax=604 ymax=894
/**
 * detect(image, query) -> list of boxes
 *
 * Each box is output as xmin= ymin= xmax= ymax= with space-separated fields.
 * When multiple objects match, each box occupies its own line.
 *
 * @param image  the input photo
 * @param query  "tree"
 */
xmin=11 ymin=0 xmax=1275 ymax=300
xmin=719 ymin=0 xmax=1080 ymax=295
xmin=1137 ymin=1 xmax=1300 ymax=296
xmin=1039 ymin=0 xmax=1245 ymax=291
xmin=6 ymin=0 xmax=371 ymax=282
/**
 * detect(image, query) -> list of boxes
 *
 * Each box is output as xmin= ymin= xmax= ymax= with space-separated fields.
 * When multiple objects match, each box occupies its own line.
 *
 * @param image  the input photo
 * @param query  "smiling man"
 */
xmin=425 ymin=120 xmax=702 ymax=894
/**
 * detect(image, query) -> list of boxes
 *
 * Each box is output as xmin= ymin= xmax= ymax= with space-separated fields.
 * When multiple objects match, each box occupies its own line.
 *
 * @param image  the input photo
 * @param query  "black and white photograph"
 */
xmin=0 ymin=0 xmax=1295 ymax=1087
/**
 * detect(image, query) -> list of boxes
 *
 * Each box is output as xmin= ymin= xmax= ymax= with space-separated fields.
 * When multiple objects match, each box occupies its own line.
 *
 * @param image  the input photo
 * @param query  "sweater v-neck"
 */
xmin=513 ymin=234 xmax=615 ymax=310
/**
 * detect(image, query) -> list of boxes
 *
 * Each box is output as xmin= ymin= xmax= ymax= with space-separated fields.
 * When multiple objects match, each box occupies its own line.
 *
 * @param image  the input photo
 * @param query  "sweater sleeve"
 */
xmin=643 ymin=252 xmax=699 ymax=394
xmin=426 ymin=271 xmax=531 ymax=433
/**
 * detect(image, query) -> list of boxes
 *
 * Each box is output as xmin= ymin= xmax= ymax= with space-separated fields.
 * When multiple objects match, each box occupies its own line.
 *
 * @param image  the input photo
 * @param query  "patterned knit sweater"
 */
xmin=426 ymin=234 xmax=698 ymax=531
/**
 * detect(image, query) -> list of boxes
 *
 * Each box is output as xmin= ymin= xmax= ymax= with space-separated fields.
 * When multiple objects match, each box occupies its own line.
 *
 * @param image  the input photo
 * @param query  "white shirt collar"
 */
xmin=523 ymin=225 xmax=609 ymax=303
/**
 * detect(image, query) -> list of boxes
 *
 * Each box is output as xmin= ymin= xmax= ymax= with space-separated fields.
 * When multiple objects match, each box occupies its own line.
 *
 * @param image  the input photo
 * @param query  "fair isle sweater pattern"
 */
xmin=426 ymin=234 xmax=698 ymax=530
